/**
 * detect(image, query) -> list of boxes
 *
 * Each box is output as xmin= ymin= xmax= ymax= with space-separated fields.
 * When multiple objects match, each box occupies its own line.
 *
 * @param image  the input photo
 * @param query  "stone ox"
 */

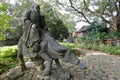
xmin=17 ymin=31 xmax=80 ymax=76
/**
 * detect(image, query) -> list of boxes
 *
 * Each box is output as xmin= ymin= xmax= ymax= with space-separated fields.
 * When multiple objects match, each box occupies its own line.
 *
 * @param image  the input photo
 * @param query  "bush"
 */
xmin=0 ymin=45 xmax=18 ymax=74
xmin=86 ymin=44 xmax=120 ymax=55
xmin=0 ymin=45 xmax=17 ymax=58
xmin=61 ymin=42 xmax=120 ymax=55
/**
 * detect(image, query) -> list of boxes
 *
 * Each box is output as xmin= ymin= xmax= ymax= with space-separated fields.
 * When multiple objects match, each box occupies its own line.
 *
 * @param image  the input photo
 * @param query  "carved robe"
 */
xmin=22 ymin=9 xmax=46 ymax=52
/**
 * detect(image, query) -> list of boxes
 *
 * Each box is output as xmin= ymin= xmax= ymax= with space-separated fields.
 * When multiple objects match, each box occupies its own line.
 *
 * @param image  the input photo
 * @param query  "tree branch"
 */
xmin=100 ymin=3 xmax=111 ymax=23
xmin=75 ymin=19 xmax=88 ymax=23
xmin=69 ymin=0 xmax=91 ymax=24
xmin=83 ymin=0 xmax=110 ymax=24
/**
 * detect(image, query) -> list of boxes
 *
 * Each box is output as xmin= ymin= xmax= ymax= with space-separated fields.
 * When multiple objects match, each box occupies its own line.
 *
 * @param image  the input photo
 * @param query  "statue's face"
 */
xmin=32 ymin=4 xmax=40 ymax=13
xmin=35 ymin=5 xmax=40 ymax=13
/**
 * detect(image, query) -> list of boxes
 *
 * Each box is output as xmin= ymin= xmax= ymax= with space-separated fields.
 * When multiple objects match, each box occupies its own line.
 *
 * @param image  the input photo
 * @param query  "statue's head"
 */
xmin=31 ymin=3 xmax=40 ymax=13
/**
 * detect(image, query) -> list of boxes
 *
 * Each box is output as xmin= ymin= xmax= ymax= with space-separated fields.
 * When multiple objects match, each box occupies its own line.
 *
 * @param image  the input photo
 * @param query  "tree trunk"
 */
xmin=110 ymin=16 xmax=120 ymax=32
xmin=116 ymin=16 xmax=120 ymax=31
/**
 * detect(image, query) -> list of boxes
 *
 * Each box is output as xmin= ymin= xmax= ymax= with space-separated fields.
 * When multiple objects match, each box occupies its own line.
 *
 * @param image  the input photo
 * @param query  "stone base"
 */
xmin=33 ymin=70 xmax=71 ymax=80
xmin=1 ymin=55 xmax=120 ymax=80
xmin=0 ymin=61 xmax=83 ymax=80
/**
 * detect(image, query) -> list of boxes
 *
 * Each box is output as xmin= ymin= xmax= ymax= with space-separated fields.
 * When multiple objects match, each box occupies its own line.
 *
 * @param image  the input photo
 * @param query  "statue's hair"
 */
xmin=31 ymin=3 xmax=40 ymax=9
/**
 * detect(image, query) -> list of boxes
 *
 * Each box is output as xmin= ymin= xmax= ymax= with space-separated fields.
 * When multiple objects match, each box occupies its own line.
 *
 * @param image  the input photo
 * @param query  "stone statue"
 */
xmin=17 ymin=4 xmax=86 ymax=78
xmin=22 ymin=3 xmax=47 ymax=52
xmin=18 ymin=3 xmax=46 ymax=71
xmin=18 ymin=30 xmax=81 ymax=76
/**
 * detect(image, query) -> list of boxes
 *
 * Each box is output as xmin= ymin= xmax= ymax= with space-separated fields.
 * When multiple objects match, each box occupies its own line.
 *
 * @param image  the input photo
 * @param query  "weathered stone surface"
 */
xmin=25 ymin=61 xmax=36 ymax=69
xmin=1 ymin=53 xmax=120 ymax=80
xmin=6 ymin=66 xmax=24 ymax=79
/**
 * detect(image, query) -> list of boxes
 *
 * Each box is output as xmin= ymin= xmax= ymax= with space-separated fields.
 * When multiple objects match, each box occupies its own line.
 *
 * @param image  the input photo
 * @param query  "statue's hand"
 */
xmin=32 ymin=24 xmax=37 ymax=29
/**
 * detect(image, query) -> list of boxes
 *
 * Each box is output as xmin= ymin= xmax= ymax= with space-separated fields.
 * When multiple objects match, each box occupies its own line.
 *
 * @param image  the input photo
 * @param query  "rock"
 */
xmin=6 ymin=66 xmax=24 ymax=79
xmin=108 ymin=75 xmax=117 ymax=80
xmin=25 ymin=61 xmax=36 ymax=69
xmin=1 ymin=54 xmax=120 ymax=80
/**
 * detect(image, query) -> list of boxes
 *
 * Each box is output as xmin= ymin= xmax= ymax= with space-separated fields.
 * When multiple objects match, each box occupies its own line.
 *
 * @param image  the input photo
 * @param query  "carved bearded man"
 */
xmin=22 ymin=4 xmax=47 ymax=52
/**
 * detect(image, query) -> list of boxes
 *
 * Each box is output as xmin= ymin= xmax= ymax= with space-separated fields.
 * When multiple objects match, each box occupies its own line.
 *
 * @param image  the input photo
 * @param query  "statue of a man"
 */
xmin=22 ymin=4 xmax=47 ymax=52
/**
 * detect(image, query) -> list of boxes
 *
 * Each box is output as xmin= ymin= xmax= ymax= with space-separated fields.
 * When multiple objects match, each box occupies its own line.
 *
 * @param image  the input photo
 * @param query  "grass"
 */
xmin=60 ymin=42 xmax=120 ymax=55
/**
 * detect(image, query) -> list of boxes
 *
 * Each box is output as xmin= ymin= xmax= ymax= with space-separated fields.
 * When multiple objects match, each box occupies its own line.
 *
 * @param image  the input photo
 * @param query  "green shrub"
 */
xmin=60 ymin=42 xmax=120 ymax=55
xmin=0 ymin=45 xmax=18 ymax=74
xmin=89 ymin=44 xmax=120 ymax=55
xmin=0 ymin=45 xmax=17 ymax=58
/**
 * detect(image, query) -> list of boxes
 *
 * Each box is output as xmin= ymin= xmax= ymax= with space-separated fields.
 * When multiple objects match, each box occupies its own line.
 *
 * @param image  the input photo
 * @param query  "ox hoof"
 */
xmin=79 ymin=63 xmax=87 ymax=69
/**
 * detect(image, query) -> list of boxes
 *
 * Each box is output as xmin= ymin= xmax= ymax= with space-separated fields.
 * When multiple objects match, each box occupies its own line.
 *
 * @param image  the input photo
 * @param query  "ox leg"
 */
xmin=55 ymin=59 xmax=62 ymax=69
xmin=40 ymin=53 xmax=53 ymax=76
xmin=17 ymin=39 xmax=26 ymax=71
xmin=55 ymin=59 xmax=64 ymax=73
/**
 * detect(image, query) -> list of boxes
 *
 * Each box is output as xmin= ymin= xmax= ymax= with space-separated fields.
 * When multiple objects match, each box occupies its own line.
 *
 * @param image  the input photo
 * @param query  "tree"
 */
xmin=7 ymin=0 xmax=35 ymax=39
xmin=0 ymin=0 xmax=70 ymax=44
xmin=6 ymin=0 xmax=69 ymax=41
xmin=39 ymin=0 xmax=76 ymax=33
xmin=54 ymin=0 xmax=120 ymax=32
xmin=0 ymin=2 xmax=12 ymax=40
xmin=86 ymin=21 xmax=109 ymax=42
xmin=58 ymin=13 xmax=76 ymax=32
xmin=0 ymin=0 xmax=34 ymax=40
xmin=40 ymin=2 xmax=69 ymax=40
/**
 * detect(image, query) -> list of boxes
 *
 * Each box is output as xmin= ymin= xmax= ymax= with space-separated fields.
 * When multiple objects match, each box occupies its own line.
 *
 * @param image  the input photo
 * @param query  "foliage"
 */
xmin=41 ymin=2 xmax=69 ymax=40
xmin=0 ymin=2 xmax=13 ymax=40
xmin=0 ymin=45 xmax=18 ymax=74
xmin=55 ymin=0 xmax=120 ymax=32
xmin=84 ymin=44 xmax=120 ymax=55
xmin=0 ymin=45 xmax=17 ymax=58
xmin=1 ymin=0 xmax=69 ymax=41
xmin=61 ymin=42 xmax=120 ymax=55
xmin=79 ymin=21 xmax=120 ymax=44
xmin=79 ymin=21 xmax=109 ymax=43
xmin=57 ymin=13 xmax=76 ymax=33
xmin=111 ymin=31 xmax=120 ymax=38
xmin=49 ymin=19 xmax=69 ymax=40
xmin=5 ymin=0 xmax=35 ymax=39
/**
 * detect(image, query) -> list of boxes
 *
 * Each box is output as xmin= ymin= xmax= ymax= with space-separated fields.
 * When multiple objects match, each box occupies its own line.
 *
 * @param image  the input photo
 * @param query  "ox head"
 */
xmin=63 ymin=49 xmax=80 ymax=65
xmin=63 ymin=48 xmax=87 ymax=69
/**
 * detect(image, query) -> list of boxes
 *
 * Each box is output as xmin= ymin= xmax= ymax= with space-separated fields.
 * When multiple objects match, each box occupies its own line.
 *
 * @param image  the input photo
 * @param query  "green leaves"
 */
xmin=0 ymin=45 xmax=18 ymax=73
xmin=40 ymin=2 xmax=69 ymax=40
xmin=0 ymin=45 xmax=17 ymax=58
xmin=80 ymin=21 xmax=109 ymax=43
xmin=0 ymin=2 xmax=7 ymax=11
xmin=0 ymin=3 xmax=13 ymax=40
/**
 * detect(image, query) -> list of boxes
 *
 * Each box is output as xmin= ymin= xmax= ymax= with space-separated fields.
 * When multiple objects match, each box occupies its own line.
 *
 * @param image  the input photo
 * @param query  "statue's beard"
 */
xmin=33 ymin=9 xmax=39 ymax=16
xmin=31 ymin=9 xmax=39 ymax=22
